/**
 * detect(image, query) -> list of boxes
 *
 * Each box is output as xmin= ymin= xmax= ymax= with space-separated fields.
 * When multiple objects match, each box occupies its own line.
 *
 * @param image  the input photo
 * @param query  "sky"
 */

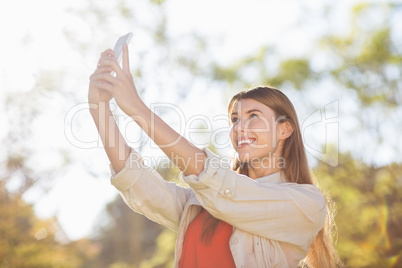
xmin=0 ymin=0 xmax=395 ymax=240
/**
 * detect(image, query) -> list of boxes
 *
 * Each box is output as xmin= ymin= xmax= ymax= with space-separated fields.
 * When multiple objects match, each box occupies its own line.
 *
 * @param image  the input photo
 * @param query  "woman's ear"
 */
xmin=278 ymin=121 xmax=294 ymax=140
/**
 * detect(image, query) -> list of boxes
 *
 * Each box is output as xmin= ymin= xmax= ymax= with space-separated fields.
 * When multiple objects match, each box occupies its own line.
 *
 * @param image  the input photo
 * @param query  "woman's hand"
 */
xmin=88 ymin=45 xmax=143 ymax=116
xmin=88 ymin=50 xmax=114 ymax=106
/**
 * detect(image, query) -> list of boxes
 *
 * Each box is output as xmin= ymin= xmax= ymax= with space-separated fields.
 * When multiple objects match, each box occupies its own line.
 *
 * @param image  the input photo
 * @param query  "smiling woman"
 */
xmin=229 ymin=98 xmax=291 ymax=179
xmin=228 ymin=87 xmax=304 ymax=180
xmin=88 ymin=43 xmax=341 ymax=267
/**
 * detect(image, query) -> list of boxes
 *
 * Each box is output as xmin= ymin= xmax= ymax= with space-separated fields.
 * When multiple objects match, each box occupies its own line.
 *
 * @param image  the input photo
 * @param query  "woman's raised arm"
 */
xmin=88 ymin=49 xmax=130 ymax=173
xmin=89 ymin=45 xmax=206 ymax=176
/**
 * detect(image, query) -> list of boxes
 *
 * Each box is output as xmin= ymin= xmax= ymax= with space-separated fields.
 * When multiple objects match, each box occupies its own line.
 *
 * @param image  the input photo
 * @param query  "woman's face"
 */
xmin=229 ymin=98 xmax=281 ymax=164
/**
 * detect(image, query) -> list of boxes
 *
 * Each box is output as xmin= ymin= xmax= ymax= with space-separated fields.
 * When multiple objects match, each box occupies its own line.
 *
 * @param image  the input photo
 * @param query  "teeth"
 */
xmin=237 ymin=139 xmax=254 ymax=146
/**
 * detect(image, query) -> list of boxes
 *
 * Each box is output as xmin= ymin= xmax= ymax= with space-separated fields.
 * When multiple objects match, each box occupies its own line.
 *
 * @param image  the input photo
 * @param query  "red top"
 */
xmin=179 ymin=209 xmax=236 ymax=268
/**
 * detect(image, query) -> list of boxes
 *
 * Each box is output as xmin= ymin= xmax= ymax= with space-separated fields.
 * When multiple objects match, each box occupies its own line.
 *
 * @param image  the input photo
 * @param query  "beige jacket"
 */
xmin=110 ymin=148 xmax=327 ymax=268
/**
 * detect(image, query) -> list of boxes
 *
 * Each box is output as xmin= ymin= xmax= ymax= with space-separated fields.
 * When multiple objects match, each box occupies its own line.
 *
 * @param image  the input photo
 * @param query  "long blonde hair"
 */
xmin=202 ymin=86 xmax=341 ymax=267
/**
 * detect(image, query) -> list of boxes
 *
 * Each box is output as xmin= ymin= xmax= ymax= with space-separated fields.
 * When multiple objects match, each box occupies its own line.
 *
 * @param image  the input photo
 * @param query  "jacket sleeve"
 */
xmin=110 ymin=148 xmax=192 ymax=232
xmin=182 ymin=149 xmax=327 ymax=246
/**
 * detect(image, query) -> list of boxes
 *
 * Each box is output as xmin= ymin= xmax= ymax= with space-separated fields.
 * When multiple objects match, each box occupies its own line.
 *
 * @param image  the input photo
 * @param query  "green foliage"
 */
xmin=139 ymin=229 xmax=176 ymax=268
xmin=314 ymin=153 xmax=402 ymax=267
xmin=0 ymin=184 xmax=93 ymax=267
xmin=217 ymin=3 xmax=401 ymax=109
xmin=323 ymin=4 xmax=401 ymax=107
xmin=328 ymin=26 xmax=400 ymax=106
xmin=89 ymin=196 xmax=164 ymax=268
xmin=150 ymin=0 xmax=166 ymax=5
xmin=271 ymin=59 xmax=311 ymax=90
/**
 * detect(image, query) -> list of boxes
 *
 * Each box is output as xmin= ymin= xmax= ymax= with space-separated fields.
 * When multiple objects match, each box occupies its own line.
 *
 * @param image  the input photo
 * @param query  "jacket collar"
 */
xmin=255 ymin=171 xmax=285 ymax=184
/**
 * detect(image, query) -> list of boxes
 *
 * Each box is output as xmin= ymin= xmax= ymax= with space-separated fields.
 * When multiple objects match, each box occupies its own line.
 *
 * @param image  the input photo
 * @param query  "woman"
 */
xmin=89 ymin=45 xmax=340 ymax=267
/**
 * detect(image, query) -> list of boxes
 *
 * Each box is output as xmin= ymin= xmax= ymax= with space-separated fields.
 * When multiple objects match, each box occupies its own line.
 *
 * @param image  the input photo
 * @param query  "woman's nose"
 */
xmin=234 ymin=119 xmax=248 ymax=132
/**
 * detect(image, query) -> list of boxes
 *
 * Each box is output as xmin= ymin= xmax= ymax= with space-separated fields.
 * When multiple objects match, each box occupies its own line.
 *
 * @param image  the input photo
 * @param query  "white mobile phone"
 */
xmin=113 ymin=32 xmax=133 ymax=63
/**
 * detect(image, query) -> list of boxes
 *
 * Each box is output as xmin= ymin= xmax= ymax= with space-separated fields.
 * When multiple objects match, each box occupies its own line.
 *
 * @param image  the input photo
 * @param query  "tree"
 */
xmin=314 ymin=152 xmax=402 ymax=267
xmin=0 ymin=181 xmax=94 ymax=267
xmin=90 ymin=195 xmax=164 ymax=268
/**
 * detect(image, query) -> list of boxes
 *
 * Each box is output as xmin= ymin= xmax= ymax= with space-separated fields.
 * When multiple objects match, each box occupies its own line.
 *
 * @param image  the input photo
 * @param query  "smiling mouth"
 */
xmin=237 ymin=138 xmax=256 ymax=147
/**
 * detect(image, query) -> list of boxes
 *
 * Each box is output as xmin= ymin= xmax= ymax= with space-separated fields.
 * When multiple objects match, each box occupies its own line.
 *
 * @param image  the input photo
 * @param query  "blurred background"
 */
xmin=1 ymin=0 xmax=401 ymax=267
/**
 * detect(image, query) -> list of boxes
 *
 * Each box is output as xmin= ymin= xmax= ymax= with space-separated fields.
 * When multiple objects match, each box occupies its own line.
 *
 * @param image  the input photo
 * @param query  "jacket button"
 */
xmin=224 ymin=188 xmax=232 ymax=197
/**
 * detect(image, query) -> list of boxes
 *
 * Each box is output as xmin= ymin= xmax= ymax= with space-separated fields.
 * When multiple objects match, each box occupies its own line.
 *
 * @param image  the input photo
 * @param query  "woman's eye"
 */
xmin=250 ymin=113 xmax=258 ymax=119
xmin=231 ymin=117 xmax=238 ymax=123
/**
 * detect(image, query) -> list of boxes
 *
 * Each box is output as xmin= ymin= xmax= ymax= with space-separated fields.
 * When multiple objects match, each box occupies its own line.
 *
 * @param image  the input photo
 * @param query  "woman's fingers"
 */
xmin=91 ymin=71 xmax=120 ymax=86
xmin=91 ymin=47 xmax=135 ymax=105
xmin=93 ymin=65 xmax=113 ymax=74
xmin=96 ymin=49 xmax=115 ymax=69
xmin=92 ymin=80 xmax=115 ymax=93
xmin=98 ymin=56 xmax=118 ymax=69
xmin=122 ymin=44 xmax=130 ymax=74
xmin=100 ymin=49 xmax=115 ymax=58
xmin=97 ymin=46 xmax=132 ymax=79
xmin=90 ymin=67 xmax=113 ymax=83
xmin=97 ymin=49 xmax=118 ymax=70
xmin=97 ymin=55 xmax=127 ymax=78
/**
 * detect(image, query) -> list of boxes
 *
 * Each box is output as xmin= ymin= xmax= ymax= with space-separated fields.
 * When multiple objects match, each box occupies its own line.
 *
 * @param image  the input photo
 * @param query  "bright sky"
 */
xmin=1 ymin=0 xmax=388 ymax=240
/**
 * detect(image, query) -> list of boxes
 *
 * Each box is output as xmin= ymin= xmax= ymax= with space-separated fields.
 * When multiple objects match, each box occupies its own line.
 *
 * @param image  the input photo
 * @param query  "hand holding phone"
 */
xmin=113 ymin=32 xmax=133 ymax=63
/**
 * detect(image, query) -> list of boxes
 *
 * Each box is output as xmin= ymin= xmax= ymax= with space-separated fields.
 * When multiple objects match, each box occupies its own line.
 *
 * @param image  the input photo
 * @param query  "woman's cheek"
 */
xmin=229 ymin=128 xmax=236 ymax=148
